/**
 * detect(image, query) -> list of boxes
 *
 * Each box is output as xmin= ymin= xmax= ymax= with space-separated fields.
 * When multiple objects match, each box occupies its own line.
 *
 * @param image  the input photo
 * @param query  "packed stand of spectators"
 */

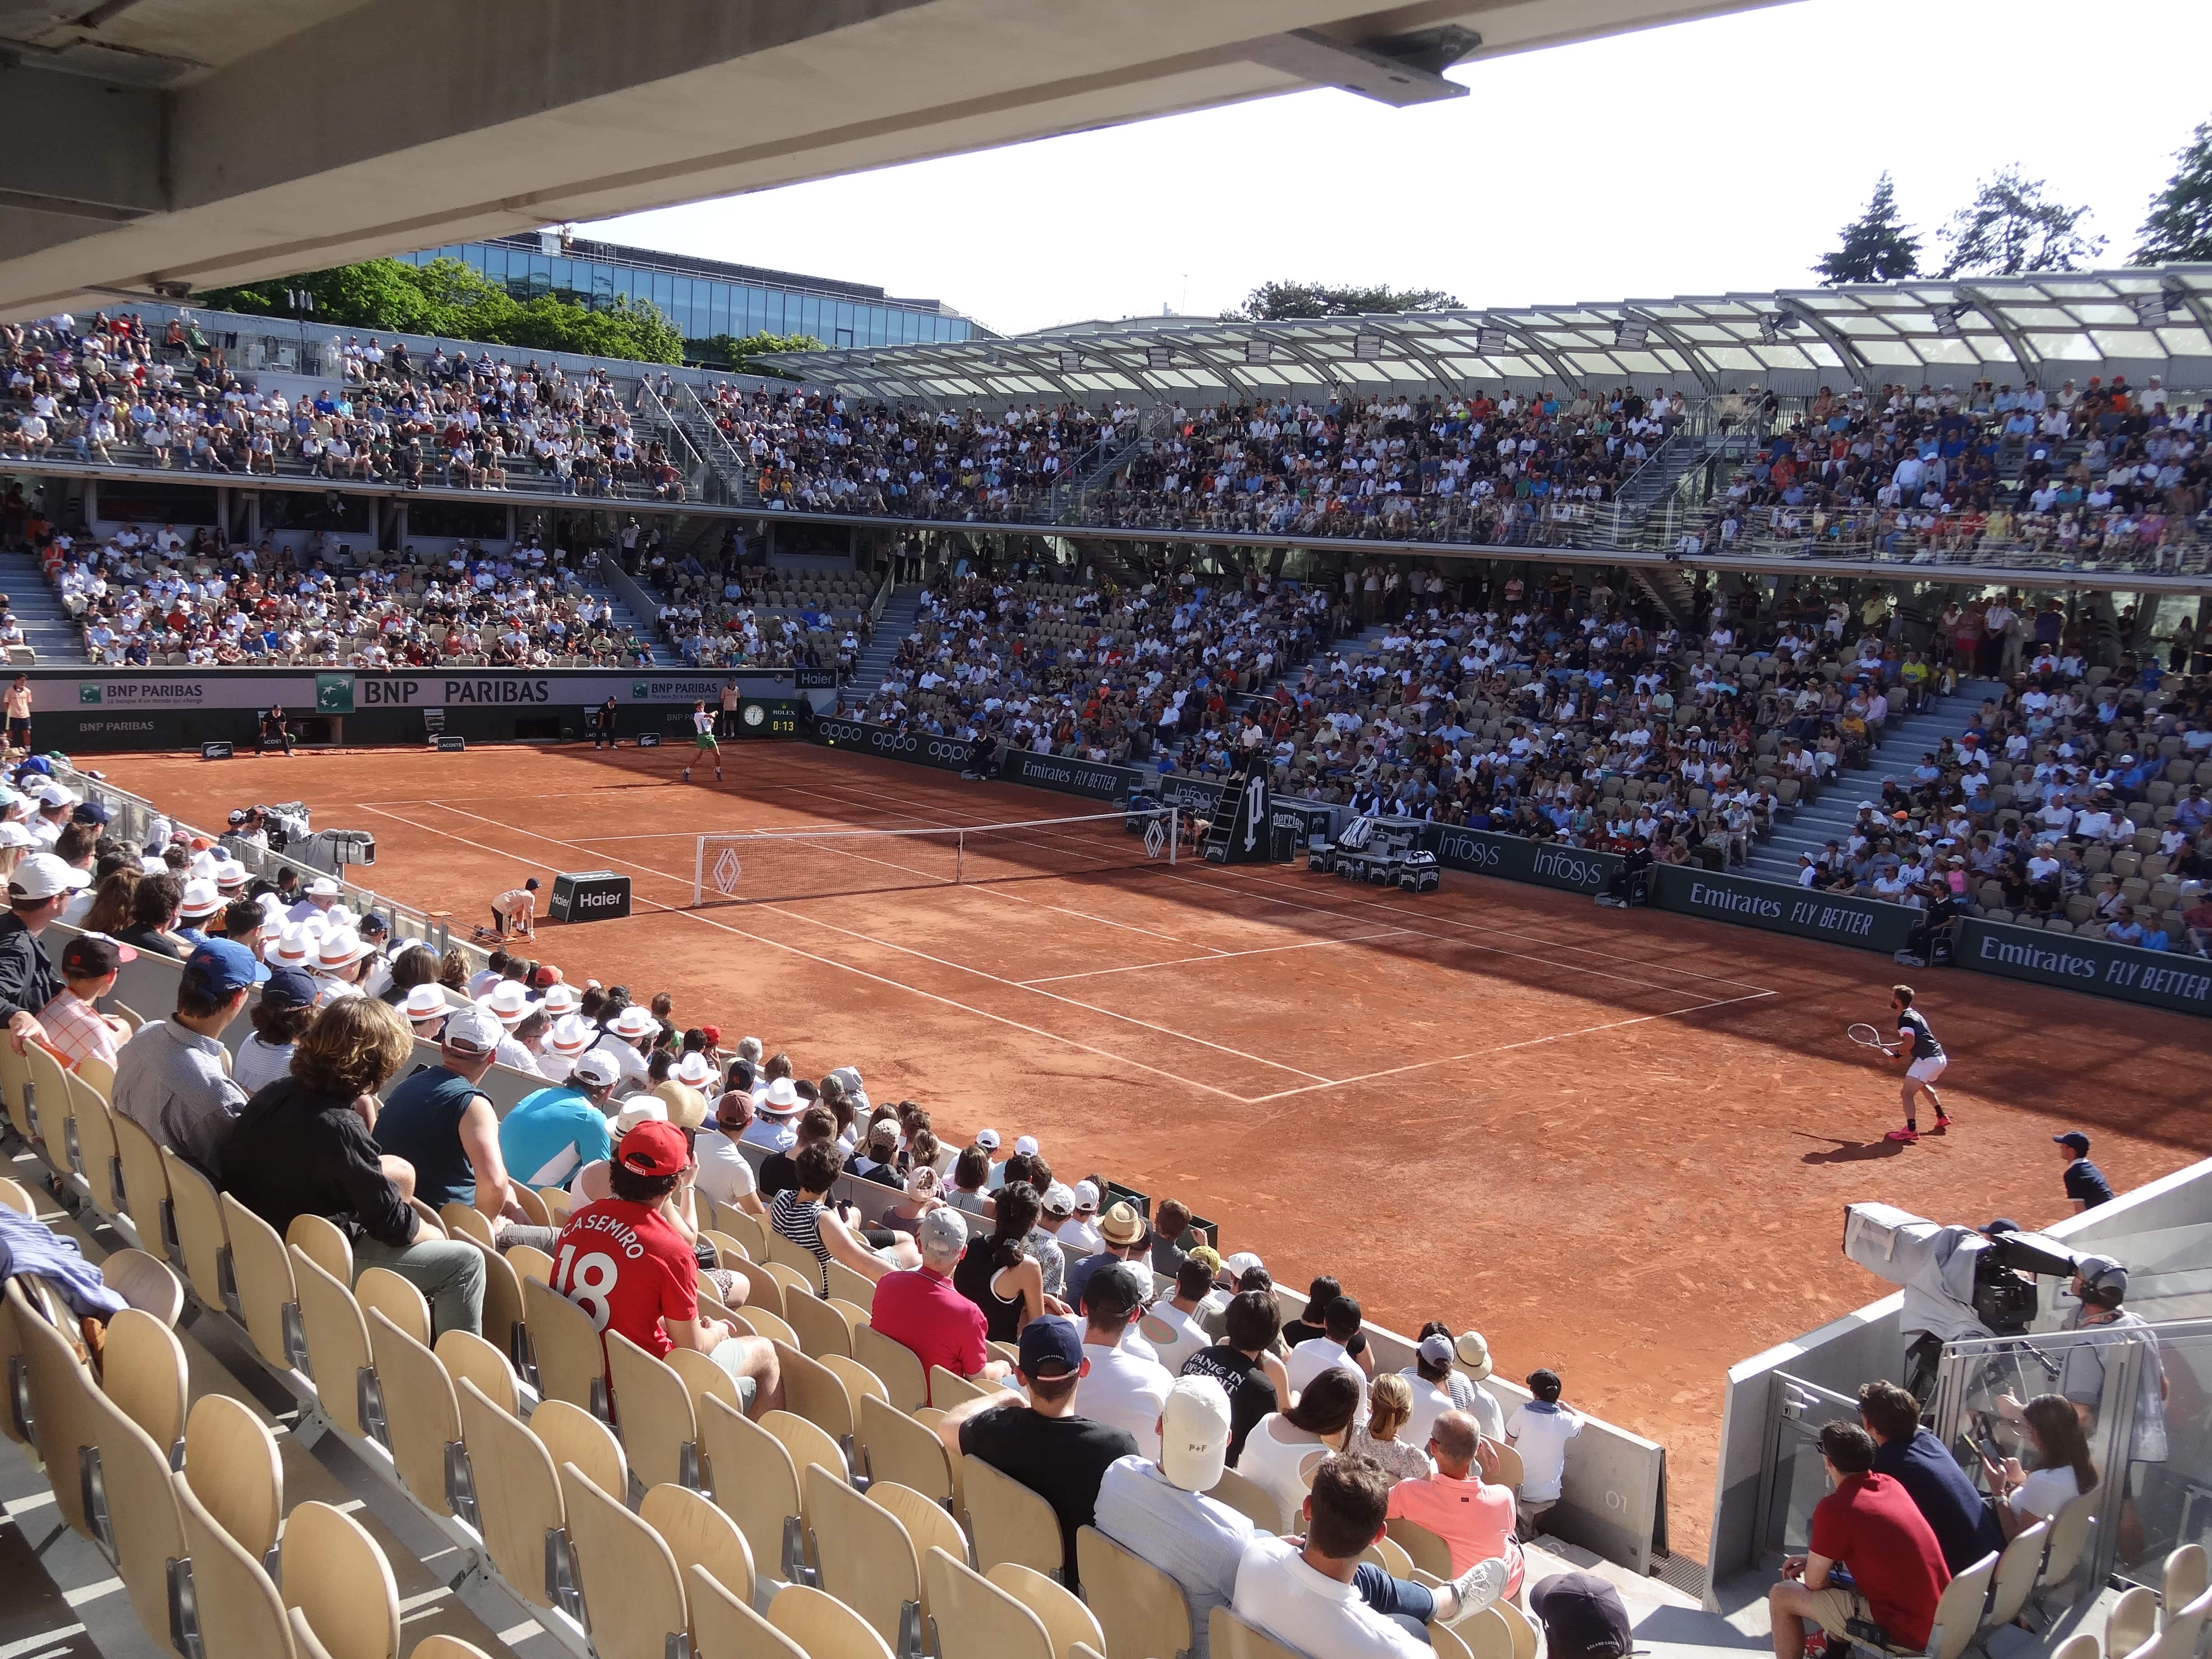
xmin=0 ymin=309 xmax=690 ymax=501
xmin=1077 ymin=387 xmax=1684 ymax=547
xmin=637 ymin=548 xmax=877 ymax=673
xmin=32 ymin=516 xmax=652 ymax=667
xmin=1855 ymin=598 xmax=2212 ymax=954
xmin=839 ymin=549 xmax=1331 ymax=773
xmin=1682 ymin=377 xmax=2211 ymax=570
xmin=689 ymin=382 xmax=1130 ymax=518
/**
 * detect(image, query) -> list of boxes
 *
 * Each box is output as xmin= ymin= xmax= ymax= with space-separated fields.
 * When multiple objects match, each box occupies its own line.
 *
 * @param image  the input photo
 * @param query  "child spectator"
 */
xmin=1506 ymin=1367 xmax=1583 ymax=1540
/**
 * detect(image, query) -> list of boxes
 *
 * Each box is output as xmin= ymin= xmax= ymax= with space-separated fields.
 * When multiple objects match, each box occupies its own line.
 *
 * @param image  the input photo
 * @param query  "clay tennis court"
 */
xmin=95 ymin=738 xmax=2212 ymax=1554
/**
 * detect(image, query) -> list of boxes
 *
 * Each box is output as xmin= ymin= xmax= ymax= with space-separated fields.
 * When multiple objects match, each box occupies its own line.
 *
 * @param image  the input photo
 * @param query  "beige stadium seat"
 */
xmin=172 ymin=1469 xmax=306 ymax=1659
xmin=103 ymin=1304 xmax=187 ymax=1457
xmin=538 ymin=1186 xmax=573 ymax=1225
xmin=765 ymin=1406 xmax=848 ymax=1490
xmin=763 ymin=1256 xmax=821 ymax=1306
xmin=103 ymin=1247 xmax=184 ymax=1328
xmin=1077 ymin=1526 xmax=1192 ymax=1659
xmin=963 ymin=1453 xmax=1064 ymax=1578
xmin=1982 ymin=1521 xmax=2049 ymax=1636
xmin=989 ymin=1562 xmax=1104 ymax=1659
xmin=825 ymin=1260 xmax=877 ymax=1311
xmin=2167 ymin=1548 xmax=2212 ymax=1617
xmin=1495 ymin=1598 xmax=1539 ymax=1659
xmin=0 ymin=1034 xmax=40 ymax=1144
xmin=357 ymin=1266 xmax=431 ymax=1346
xmin=440 ymin=1203 xmax=497 ymax=1248
xmin=1208 ymin=1467 xmax=1286 ymax=1534
xmin=281 ymin=1499 xmax=403 ymax=1659
xmin=643 ymin=1481 xmax=756 ymax=1612
xmin=0 ymin=1174 xmax=33 ymax=1215
xmin=1360 ymin=1534 xmax=1414 ymax=1578
xmin=367 ymin=1308 xmax=467 ymax=1518
xmin=524 ymin=1272 xmax=610 ymax=1420
xmin=768 ymin=1581 xmax=897 ymax=1659
xmin=26 ymin=1041 xmax=74 ymax=1165
xmin=290 ymin=1245 xmax=380 ymax=1440
xmin=454 ymin=1377 xmax=576 ymax=1617
xmin=287 ymin=1213 xmax=354 ymax=1283
xmin=2113 ymin=1587 xmax=2161 ymax=1659
xmin=11 ymin=1277 xmax=105 ymax=1538
xmin=161 ymin=1145 xmax=236 ymax=1316
xmin=1452 ymin=1609 xmax=1509 ymax=1659
xmin=2049 ymin=1638 xmax=2101 ymax=1659
xmin=924 ymin=1545 xmax=1054 ymax=1659
xmin=668 ymin=1345 xmax=748 ymax=1421
xmin=777 ymin=1340 xmax=855 ymax=1442
xmin=1924 ymin=1550 xmax=1998 ymax=1659
xmin=872 ymin=1480 xmax=969 ymax=1580
xmin=2035 ymin=1489 xmax=2101 ymax=1619
xmin=1385 ymin=1515 xmax=1454 ymax=1578
xmin=1210 ymin=1606 xmax=1308 ymax=1659
xmin=532 ymin=1397 xmax=628 ymax=1503
xmin=824 ymin=1352 xmax=887 ymax=1413
xmin=436 ymin=1327 xmax=520 ymax=1415
xmin=2162 ymin=1593 xmax=2212 ymax=1659
xmin=507 ymin=1243 xmax=555 ymax=1284
xmin=853 ymin=1324 xmax=928 ymax=1413
xmin=805 ymin=1462 xmax=923 ymax=1648
xmin=560 ymin=1461 xmax=690 ymax=1659
xmin=84 ymin=1357 xmax=189 ymax=1651
xmin=409 ymin=1640 xmax=500 ymax=1659
xmin=222 ymin=1194 xmax=306 ymax=1372
xmin=721 ymin=1207 xmax=769 ymax=1261
xmin=459 ymin=1237 xmax=526 ymax=1373
xmin=930 ymin=1366 xmax=991 ymax=1409
xmin=783 ymin=1288 xmax=855 ymax=1359
xmin=68 ymin=1074 xmax=125 ymax=1218
xmin=607 ymin=1328 xmax=703 ymax=1490
xmin=183 ymin=1392 xmax=284 ymax=1561
xmin=511 ymin=1185 xmax=552 ymax=1228
xmin=408 ymin=1198 xmax=449 ymax=1238
xmin=858 ymin=1395 xmax=953 ymax=1506
xmin=701 ymin=1392 xmax=803 ymax=1583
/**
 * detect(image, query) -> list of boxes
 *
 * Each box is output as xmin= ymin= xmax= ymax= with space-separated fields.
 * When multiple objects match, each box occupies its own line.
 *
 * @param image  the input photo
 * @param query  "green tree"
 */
xmin=1223 ymin=281 xmax=1462 ymax=321
xmin=197 ymin=256 xmax=685 ymax=364
xmin=692 ymin=330 xmax=825 ymax=374
xmin=1815 ymin=173 xmax=1921 ymax=285
xmin=2136 ymin=117 xmax=2212 ymax=263
xmin=1936 ymin=167 xmax=2105 ymax=277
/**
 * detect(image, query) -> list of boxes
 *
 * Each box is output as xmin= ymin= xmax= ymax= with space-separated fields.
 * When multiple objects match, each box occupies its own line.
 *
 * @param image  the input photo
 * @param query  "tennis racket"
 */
xmin=1847 ymin=1022 xmax=1898 ymax=1054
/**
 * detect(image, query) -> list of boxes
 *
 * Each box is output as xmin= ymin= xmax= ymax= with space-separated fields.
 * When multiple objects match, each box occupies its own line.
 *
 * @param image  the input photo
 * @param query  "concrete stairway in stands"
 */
xmin=0 ymin=551 xmax=87 ymax=662
xmin=1742 ymin=677 xmax=2009 ymax=882
xmin=850 ymin=583 xmax=922 ymax=690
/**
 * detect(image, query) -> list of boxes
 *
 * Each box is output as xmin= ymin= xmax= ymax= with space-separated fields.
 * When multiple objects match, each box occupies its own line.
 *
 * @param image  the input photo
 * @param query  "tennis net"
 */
xmin=690 ymin=806 xmax=1179 ymax=907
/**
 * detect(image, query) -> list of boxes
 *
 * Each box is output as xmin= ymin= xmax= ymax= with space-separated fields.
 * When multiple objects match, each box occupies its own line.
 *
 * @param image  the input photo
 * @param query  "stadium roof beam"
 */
xmin=1775 ymin=294 xmax=1875 ymax=389
xmin=1621 ymin=306 xmax=1718 ymax=394
xmin=0 ymin=0 xmax=1800 ymax=323
xmin=1954 ymin=285 xmax=2040 ymax=384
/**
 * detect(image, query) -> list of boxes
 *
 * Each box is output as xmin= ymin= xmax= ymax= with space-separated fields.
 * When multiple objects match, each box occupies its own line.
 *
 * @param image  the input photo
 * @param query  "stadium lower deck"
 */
xmin=96 ymin=737 xmax=2212 ymax=1553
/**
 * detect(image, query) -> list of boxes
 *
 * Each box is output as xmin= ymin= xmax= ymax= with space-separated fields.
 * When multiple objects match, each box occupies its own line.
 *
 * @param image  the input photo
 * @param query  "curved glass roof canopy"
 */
xmin=754 ymin=266 xmax=2212 ymax=407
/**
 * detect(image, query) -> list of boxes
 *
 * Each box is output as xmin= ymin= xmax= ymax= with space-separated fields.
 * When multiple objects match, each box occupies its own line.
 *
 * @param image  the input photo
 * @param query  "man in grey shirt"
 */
xmin=112 ymin=938 xmax=264 ymax=1175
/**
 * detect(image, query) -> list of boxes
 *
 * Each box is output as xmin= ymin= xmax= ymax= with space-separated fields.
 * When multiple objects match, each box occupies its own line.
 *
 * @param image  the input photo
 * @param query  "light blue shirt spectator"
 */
xmin=1094 ymin=1454 xmax=1254 ymax=1659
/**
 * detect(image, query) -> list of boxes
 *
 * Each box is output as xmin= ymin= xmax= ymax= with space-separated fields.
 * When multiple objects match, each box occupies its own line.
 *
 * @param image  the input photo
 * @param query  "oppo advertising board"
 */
xmin=814 ymin=714 xmax=977 ymax=772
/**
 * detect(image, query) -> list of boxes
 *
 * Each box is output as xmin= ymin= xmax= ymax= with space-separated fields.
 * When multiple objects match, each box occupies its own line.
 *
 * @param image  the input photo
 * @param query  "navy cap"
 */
xmin=259 ymin=965 xmax=319 ymax=1010
xmin=183 ymin=937 xmax=271 ymax=996
xmin=1529 ymin=1573 xmax=1632 ymax=1659
xmin=2055 ymin=1132 xmax=2090 ymax=1154
xmin=1017 ymin=1316 xmax=1085 ymax=1380
xmin=70 ymin=801 xmax=114 ymax=825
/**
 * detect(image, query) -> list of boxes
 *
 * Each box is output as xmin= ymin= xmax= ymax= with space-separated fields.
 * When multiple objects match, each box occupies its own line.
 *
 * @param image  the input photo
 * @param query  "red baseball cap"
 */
xmin=616 ymin=1120 xmax=689 ymax=1177
xmin=700 ymin=1024 xmax=721 ymax=1045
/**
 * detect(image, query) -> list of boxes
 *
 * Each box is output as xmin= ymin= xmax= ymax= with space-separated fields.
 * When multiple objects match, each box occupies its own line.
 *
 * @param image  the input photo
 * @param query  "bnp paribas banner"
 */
xmin=72 ymin=676 xmax=319 ymax=711
xmin=351 ymin=673 xmax=801 ymax=709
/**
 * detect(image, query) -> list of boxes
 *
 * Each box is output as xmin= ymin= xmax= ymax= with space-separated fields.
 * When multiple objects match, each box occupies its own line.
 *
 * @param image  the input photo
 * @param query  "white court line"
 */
xmin=1018 ymin=928 xmax=1411 ymax=986
xmin=769 ymin=768 xmax=1778 ymax=995
xmin=373 ymin=800 xmax=1328 ymax=1084
xmin=356 ymin=801 xmax=1259 ymax=1105
xmin=1243 ymin=989 xmax=1781 ymax=1103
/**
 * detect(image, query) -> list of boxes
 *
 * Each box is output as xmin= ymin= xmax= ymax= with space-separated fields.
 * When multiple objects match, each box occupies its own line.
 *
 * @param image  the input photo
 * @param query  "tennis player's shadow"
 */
xmin=1796 ymin=1134 xmax=1908 ymax=1165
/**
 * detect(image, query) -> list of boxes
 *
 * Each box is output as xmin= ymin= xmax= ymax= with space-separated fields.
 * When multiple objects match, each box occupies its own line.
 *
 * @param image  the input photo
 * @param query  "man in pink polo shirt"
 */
xmin=1386 ymin=1411 xmax=1523 ymax=1598
xmin=867 ymin=1207 xmax=1011 ymax=1401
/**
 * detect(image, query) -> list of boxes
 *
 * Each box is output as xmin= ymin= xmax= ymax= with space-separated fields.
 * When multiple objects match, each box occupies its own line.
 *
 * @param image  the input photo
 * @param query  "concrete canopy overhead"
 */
xmin=0 ymin=0 xmax=1794 ymax=323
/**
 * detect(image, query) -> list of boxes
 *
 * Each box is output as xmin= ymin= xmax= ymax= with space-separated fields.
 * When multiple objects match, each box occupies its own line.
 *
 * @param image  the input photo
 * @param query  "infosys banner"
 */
xmin=1651 ymin=867 xmax=1919 ymax=955
xmin=814 ymin=715 xmax=976 ymax=772
xmin=1958 ymin=919 xmax=2212 ymax=1017
xmin=1420 ymin=825 xmax=1622 ymax=895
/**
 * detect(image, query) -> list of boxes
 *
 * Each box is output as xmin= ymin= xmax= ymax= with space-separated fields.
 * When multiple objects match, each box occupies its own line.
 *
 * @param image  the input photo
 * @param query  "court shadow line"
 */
xmin=1796 ymin=1134 xmax=1909 ymax=1165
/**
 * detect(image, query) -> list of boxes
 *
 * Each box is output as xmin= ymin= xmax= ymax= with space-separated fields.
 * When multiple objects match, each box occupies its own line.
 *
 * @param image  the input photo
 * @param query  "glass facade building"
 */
xmin=399 ymin=232 xmax=977 ymax=355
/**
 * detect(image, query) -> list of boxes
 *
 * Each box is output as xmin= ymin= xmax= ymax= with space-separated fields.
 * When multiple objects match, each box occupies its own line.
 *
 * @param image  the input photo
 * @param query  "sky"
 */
xmin=585 ymin=0 xmax=2212 ymax=340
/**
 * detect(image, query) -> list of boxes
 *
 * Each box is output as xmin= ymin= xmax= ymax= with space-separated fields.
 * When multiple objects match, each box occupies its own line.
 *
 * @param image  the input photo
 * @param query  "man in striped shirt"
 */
xmin=41 ymin=932 xmax=136 ymax=1071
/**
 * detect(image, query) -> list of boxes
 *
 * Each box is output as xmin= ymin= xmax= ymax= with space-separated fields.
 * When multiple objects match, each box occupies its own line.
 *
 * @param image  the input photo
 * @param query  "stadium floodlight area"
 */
xmin=692 ymin=806 xmax=1178 ymax=907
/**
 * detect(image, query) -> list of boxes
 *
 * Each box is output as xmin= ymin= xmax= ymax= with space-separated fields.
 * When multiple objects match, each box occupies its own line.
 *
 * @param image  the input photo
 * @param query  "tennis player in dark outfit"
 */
xmin=1882 ymin=984 xmax=1950 ymax=1146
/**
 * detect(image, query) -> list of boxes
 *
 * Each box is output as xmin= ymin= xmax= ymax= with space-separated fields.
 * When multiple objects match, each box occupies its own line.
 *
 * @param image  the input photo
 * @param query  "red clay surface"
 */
xmin=97 ymin=738 xmax=2212 ymax=1554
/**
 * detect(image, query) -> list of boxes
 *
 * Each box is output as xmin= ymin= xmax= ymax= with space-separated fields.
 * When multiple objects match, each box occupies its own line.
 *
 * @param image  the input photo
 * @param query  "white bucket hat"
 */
xmin=609 ymin=1005 xmax=658 ymax=1041
xmin=272 ymin=929 xmax=315 ymax=968
xmin=549 ymin=1012 xmax=595 ymax=1055
xmin=403 ymin=984 xmax=449 ymax=1021
xmin=542 ymin=983 xmax=582 ymax=1017
xmin=480 ymin=980 xmax=532 ymax=1024
xmin=315 ymin=928 xmax=373 ymax=971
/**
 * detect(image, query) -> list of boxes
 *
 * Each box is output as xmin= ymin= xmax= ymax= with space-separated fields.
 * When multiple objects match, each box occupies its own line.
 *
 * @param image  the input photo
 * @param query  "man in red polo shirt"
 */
xmin=1770 ymin=1421 xmax=1948 ymax=1659
xmin=867 ymin=1208 xmax=1010 ymax=1401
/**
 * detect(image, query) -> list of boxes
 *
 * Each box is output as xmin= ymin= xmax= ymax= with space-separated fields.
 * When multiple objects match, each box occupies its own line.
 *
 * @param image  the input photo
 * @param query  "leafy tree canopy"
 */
xmin=1936 ymin=167 xmax=2105 ymax=278
xmin=1815 ymin=173 xmax=1921 ymax=285
xmin=692 ymin=331 xmax=825 ymax=375
xmin=2136 ymin=116 xmax=2212 ymax=264
xmin=1224 ymin=281 xmax=1462 ymax=321
xmin=197 ymin=256 xmax=686 ymax=364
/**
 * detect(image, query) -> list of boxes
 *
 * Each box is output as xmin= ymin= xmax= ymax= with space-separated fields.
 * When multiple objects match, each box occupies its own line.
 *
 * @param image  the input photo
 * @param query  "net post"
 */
xmin=956 ymin=829 xmax=965 ymax=886
xmin=1167 ymin=805 xmax=1178 ymax=864
xmin=693 ymin=834 xmax=704 ymax=908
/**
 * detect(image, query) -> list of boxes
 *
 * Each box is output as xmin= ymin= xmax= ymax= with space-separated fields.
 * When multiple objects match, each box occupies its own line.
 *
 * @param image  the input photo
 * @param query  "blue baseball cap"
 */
xmin=259 ymin=965 xmax=318 ymax=1010
xmin=1017 ymin=1316 xmax=1084 ymax=1381
xmin=183 ymin=937 xmax=271 ymax=996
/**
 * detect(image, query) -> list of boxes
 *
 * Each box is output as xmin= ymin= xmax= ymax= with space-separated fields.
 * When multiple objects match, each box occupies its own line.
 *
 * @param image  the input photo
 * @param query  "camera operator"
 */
xmin=1998 ymin=1255 xmax=2166 ymax=1558
xmin=221 ymin=807 xmax=269 ymax=858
